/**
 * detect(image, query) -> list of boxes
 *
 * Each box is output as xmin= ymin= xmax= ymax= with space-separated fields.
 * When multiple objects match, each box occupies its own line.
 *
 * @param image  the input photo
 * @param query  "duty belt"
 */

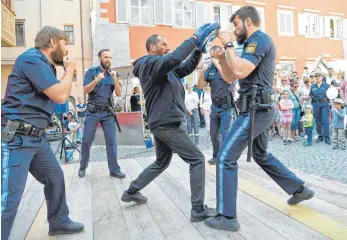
xmin=312 ymin=98 xmax=329 ymax=103
xmin=238 ymin=94 xmax=274 ymax=114
xmin=212 ymin=98 xmax=228 ymax=105
xmin=95 ymin=105 xmax=109 ymax=111
xmin=1 ymin=117 xmax=45 ymax=137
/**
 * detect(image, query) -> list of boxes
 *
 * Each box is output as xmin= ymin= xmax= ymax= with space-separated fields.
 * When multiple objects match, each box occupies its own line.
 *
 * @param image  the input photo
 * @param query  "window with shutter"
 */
xmin=277 ymin=10 xmax=294 ymax=36
xmin=213 ymin=6 xmax=220 ymax=23
xmin=298 ymin=13 xmax=321 ymax=38
xmin=343 ymin=19 xmax=347 ymax=39
xmin=173 ymin=0 xmax=194 ymax=28
xmin=130 ymin=0 xmax=152 ymax=25
xmin=214 ymin=3 xmax=232 ymax=30
xmin=255 ymin=7 xmax=265 ymax=32
xmin=116 ymin=0 xmax=128 ymax=23
xmin=196 ymin=2 xmax=205 ymax=27
xmin=155 ymin=0 xmax=172 ymax=25
xmin=298 ymin=13 xmax=308 ymax=36
xmin=328 ymin=17 xmax=343 ymax=39
xmin=15 ymin=21 xmax=25 ymax=47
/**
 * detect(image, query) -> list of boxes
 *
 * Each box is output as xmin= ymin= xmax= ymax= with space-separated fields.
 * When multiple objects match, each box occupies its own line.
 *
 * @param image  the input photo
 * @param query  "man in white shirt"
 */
xmin=185 ymin=84 xmax=200 ymax=144
xmin=326 ymin=68 xmax=336 ymax=85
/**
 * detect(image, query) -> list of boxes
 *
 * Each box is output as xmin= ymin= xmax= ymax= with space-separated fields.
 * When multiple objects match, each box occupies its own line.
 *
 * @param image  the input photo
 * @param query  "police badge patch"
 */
xmin=245 ymin=43 xmax=257 ymax=54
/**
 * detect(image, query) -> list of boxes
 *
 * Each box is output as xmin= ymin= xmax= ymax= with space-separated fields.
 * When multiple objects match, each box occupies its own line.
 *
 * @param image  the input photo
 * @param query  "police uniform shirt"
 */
xmin=204 ymin=65 xmax=232 ymax=100
xmin=310 ymin=82 xmax=330 ymax=100
xmin=84 ymin=66 xmax=119 ymax=106
xmin=1 ymin=48 xmax=59 ymax=129
xmin=239 ymin=30 xmax=276 ymax=94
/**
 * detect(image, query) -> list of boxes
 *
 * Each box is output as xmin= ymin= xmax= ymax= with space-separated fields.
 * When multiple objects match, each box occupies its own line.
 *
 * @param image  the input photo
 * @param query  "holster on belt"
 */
xmin=1 ymin=120 xmax=20 ymax=143
xmin=87 ymin=103 xmax=97 ymax=113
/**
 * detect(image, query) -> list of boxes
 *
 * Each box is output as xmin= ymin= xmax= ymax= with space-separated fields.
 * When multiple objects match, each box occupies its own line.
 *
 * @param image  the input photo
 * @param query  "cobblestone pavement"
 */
xmin=52 ymin=127 xmax=347 ymax=184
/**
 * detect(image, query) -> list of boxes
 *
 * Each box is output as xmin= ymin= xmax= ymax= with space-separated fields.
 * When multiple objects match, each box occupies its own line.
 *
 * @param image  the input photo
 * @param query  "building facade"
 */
xmin=1 ymin=0 xmax=93 ymax=104
xmin=91 ymin=0 xmax=347 ymax=84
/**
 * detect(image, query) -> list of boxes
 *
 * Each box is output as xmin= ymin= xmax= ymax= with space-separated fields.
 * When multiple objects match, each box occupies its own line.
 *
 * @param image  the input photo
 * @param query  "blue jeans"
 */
xmin=210 ymin=104 xmax=233 ymax=158
xmin=305 ymin=126 xmax=313 ymax=144
xmin=291 ymin=107 xmax=300 ymax=131
xmin=186 ymin=108 xmax=200 ymax=144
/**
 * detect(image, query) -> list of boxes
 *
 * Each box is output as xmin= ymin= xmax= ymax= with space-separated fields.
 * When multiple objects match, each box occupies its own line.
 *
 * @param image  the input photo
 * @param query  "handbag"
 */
xmin=290 ymin=90 xmax=304 ymax=117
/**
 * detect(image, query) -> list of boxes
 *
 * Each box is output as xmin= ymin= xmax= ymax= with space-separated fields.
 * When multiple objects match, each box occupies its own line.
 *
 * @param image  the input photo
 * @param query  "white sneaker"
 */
xmin=313 ymin=135 xmax=318 ymax=140
xmin=303 ymin=135 xmax=308 ymax=139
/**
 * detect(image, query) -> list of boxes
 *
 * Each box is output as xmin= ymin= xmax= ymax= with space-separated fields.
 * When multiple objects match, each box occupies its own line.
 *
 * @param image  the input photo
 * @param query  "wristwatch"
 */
xmin=224 ymin=42 xmax=234 ymax=49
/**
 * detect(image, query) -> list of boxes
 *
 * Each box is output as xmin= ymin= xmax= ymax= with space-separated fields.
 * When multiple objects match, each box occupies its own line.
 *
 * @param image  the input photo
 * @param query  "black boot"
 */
xmin=49 ymin=221 xmax=84 ymax=236
xmin=78 ymin=168 xmax=86 ymax=178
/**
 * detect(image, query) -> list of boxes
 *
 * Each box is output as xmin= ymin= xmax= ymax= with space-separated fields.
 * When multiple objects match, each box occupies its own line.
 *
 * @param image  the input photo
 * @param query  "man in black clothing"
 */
xmin=121 ymin=24 xmax=217 ymax=222
xmin=130 ymin=86 xmax=142 ymax=112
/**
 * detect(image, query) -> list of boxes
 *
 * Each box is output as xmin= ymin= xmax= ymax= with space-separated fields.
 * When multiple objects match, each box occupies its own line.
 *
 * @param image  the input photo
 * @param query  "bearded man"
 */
xmin=78 ymin=49 xmax=125 ymax=178
xmin=1 ymin=26 xmax=84 ymax=239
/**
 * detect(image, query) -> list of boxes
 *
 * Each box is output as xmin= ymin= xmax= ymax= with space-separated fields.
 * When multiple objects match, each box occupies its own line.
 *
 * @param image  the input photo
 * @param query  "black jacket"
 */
xmin=133 ymin=37 xmax=201 ymax=130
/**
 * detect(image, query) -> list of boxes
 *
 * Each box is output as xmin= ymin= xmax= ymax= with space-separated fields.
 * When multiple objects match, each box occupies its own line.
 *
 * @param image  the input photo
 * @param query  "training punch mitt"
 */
xmin=197 ymin=22 xmax=221 ymax=54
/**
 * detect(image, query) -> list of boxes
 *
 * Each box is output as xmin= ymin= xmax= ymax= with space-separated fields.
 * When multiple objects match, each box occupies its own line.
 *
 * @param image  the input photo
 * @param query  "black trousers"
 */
xmin=130 ymin=122 xmax=205 ymax=207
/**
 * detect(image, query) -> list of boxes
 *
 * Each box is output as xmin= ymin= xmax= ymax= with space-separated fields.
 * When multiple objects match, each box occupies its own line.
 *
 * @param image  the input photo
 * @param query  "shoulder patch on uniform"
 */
xmin=245 ymin=43 xmax=257 ymax=54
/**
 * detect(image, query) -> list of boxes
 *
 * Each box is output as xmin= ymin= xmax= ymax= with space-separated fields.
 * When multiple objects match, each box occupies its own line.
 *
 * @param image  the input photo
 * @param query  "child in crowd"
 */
xmin=279 ymin=90 xmax=294 ymax=145
xmin=331 ymin=98 xmax=346 ymax=150
xmin=301 ymin=105 xmax=314 ymax=147
xmin=68 ymin=117 xmax=80 ymax=144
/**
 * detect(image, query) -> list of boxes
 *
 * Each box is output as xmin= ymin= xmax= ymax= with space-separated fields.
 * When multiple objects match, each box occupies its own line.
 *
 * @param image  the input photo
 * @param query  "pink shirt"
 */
xmin=279 ymin=99 xmax=294 ymax=116
xmin=340 ymin=80 xmax=347 ymax=104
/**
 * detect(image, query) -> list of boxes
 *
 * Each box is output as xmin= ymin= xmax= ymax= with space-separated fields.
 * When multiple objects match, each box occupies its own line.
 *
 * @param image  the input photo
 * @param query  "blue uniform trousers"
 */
xmin=210 ymin=104 xmax=233 ymax=158
xmin=312 ymin=102 xmax=330 ymax=138
xmin=80 ymin=111 xmax=120 ymax=172
xmin=216 ymin=108 xmax=304 ymax=217
xmin=1 ymin=133 xmax=70 ymax=240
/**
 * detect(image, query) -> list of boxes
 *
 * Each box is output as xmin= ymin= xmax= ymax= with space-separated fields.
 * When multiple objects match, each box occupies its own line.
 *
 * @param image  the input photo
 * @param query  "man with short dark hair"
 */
xmin=121 ymin=24 xmax=218 ymax=222
xmin=197 ymin=46 xmax=234 ymax=165
xmin=78 ymin=49 xmax=125 ymax=178
xmin=204 ymin=6 xmax=314 ymax=231
xmin=1 ymin=26 xmax=84 ymax=239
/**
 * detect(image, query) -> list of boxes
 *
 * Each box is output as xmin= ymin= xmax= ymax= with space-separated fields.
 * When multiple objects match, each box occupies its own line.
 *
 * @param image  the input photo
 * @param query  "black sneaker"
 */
xmin=208 ymin=158 xmax=216 ymax=165
xmin=48 ymin=221 xmax=84 ymax=236
xmin=316 ymin=136 xmax=324 ymax=143
xmin=283 ymin=140 xmax=287 ymax=145
xmin=204 ymin=215 xmax=240 ymax=231
xmin=190 ymin=205 xmax=217 ymax=222
xmin=78 ymin=168 xmax=86 ymax=178
xmin=333 ymin=146 xmax=338 ymax=149
xmin=110 ymin=170 xmax=126 ymax=179
xmin=121 ymin=191 xmax=148 ymax=204
xmin=287 ymin=186 xmax=315 ymax=205
xmin=325 ymin=137 xmax=331 ymax=145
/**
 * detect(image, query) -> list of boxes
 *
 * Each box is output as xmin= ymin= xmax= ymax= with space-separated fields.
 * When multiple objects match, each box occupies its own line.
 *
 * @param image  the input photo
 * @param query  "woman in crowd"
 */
xmin=200 ymin=85 xmax=212 ymax=140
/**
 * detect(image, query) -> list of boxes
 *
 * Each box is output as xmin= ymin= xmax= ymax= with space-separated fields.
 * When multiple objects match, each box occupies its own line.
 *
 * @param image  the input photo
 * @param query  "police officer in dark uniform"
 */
xmin=1 ymin=26 xmax=84 ymax=240
xmin=78 ymin=49 xmax=126 ymax=178
xmin=309 ymin=71 xmax=331 ymax=145
xmin=197 ymin=48 xmax=234 ymax=165
xmin=203 ymin=6 xmax=315 ymax=231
